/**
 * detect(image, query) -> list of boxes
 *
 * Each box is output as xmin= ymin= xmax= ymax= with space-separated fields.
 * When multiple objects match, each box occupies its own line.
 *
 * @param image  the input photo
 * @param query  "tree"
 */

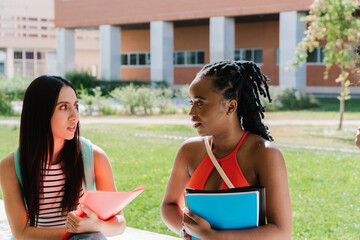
xmin=292 ymin=0 xmax=360 ymax=129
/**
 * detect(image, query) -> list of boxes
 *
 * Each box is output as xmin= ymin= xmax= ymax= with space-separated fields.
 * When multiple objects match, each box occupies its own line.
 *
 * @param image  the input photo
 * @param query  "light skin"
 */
xmin=161 ymin=76 xmax=292 ymax=240
xmin=356 ymin=127 xmax=360 ymax=149
xmin=0 ymin=86 xmax=126 ymax=240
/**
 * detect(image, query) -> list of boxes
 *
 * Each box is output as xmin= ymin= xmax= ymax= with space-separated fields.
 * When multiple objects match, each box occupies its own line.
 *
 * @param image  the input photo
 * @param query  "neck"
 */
xmin=211 ymin=120 xmax=245 ymax=153
xmin=50 ymin=138 xmax=65 ymax=164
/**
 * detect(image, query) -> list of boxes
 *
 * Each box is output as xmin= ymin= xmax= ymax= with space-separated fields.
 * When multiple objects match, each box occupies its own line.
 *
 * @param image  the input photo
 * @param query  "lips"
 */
xmin=67 ymin=125 xmax=77 ymax=132
xmin=193 ymin=122 xmax=202 ymax=128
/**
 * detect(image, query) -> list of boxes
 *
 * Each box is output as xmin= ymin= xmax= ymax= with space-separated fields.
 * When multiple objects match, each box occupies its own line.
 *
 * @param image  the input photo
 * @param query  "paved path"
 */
xmin=0 ymin=200 xmax=180 ymax=240
xmin=0 ymin=117 xmax=359 ymax=126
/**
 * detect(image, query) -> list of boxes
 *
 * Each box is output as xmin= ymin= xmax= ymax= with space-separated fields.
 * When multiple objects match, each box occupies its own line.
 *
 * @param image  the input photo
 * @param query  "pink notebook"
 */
xmin=61 ymin=185 xmax=146 ymax=240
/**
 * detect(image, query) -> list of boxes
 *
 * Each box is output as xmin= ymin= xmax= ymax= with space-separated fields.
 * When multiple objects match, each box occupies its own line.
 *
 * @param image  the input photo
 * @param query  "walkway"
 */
xmin=0 ymin=200 xmax=180 ymax=240
xmin=0 ymin=117 xmax=359 ymax=126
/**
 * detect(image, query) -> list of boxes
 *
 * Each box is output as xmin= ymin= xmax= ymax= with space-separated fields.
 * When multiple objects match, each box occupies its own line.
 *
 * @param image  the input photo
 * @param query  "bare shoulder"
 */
xmin=177 ymin=136 xmax=205 ymax=158
xmin=245 ymin=134 xmax=285 ymax=168
xmin=0 ymin=152 xmax=16 ymax=185
xmin=0 ymin=152 xmax=15 ymax=174
xmin=91 ymin=143 xmax=107 ymax=159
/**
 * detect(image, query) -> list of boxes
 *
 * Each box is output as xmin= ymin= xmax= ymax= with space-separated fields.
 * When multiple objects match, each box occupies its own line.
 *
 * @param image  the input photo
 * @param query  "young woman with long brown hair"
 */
xmin=0 ymin=76 xmax=126 ymax=239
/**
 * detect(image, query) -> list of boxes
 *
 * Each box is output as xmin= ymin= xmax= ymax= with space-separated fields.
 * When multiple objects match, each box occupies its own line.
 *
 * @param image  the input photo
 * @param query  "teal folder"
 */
xmin=184 ymin=186 xmax=266 ymax=240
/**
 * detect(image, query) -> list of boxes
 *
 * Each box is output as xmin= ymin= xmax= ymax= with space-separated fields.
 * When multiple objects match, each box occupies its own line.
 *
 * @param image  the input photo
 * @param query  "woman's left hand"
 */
xmin=66 ymin=204 xmax=103 ymax=233
xmin=182 ymin=208 xmax=214 ymax=239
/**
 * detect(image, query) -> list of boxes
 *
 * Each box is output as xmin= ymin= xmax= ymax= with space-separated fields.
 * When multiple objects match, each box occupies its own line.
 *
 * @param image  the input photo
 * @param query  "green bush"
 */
xmin=0 ymin=91 xmax=13 ymax=116
xmin=65 ymin=71 xmax=96 ymax=92
xmin=137 ymin=87 xmax=159 ymax=115
xmin=277 ymin=88 xmax=319 ymax=110
xmin=110 ymin=84 xmax=139 ymax=115
xmin=262 ymin=87 xmax=319 ymax=111
xmin=156 ymin=88 xmax=174 ymax=114
xmin=94 ymin=80 xmax=150 ymax=96
xmin=0 ymin=75 xmax=31 ymax=101
xmin=78 ymin=87 xmax=114 ymax=116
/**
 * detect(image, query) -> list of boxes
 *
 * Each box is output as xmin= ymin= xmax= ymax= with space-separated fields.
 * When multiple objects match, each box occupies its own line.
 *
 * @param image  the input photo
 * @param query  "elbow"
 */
xmin=277 ymin=224 xmax=292 ymax=240
xmin=160 ymin=201 xmax=167 ymax=222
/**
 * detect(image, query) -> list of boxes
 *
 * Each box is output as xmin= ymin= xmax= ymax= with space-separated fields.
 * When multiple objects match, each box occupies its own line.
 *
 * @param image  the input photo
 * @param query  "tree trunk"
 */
xmin=338 ymin=66 xmax=345 ymax=129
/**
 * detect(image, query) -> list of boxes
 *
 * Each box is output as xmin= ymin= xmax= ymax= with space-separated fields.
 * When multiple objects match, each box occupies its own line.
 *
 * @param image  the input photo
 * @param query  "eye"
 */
xmin=74 ymin=103 xmax=79 ymax=111
xmin=195 ymin=101 xmax=204 ymax=106
xmin=59 ymin=104 xmax=67 ymax=110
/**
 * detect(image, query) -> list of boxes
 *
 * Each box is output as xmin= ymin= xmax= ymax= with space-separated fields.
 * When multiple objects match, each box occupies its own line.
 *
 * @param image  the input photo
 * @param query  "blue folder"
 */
xmin=184 ymin=186 xmax=266 ymax=240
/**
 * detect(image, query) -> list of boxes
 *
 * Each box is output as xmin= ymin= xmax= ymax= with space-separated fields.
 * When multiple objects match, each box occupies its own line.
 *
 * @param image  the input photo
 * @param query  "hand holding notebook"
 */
xmin=61 ymin=185 xmax=146 ymax=240
xmin=182 ymin=137 xmax=266 ymax=240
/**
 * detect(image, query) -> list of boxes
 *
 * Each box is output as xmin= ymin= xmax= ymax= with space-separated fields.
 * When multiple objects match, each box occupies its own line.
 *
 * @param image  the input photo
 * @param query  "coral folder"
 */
xmin=61 ymin=185 xmax=146 ymax=240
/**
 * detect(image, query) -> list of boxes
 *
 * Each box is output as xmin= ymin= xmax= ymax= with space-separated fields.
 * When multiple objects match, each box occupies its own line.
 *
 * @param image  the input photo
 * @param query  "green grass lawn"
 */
xmin=0 ymin=113 xmax=359 ymax=239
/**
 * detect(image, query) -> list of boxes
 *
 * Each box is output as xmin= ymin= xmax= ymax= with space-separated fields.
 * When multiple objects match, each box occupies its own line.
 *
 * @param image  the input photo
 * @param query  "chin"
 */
xmin=65 ymin=134 xmax=76 ymax=140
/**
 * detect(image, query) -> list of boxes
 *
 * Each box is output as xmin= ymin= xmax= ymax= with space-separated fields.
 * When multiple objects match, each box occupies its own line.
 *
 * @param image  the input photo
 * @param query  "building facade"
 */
xmin=0 ymin=0 xmax=100 ymax=79
xmin=54 ymin=0 xmax=360 ymax=94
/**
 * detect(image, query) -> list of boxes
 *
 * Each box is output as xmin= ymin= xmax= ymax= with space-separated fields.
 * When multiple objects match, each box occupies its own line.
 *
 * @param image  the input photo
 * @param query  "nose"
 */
xmin=188 ymin=105 xmax=196 ymax=116
xmin=69 ymin=106 xmax=79 ymax=121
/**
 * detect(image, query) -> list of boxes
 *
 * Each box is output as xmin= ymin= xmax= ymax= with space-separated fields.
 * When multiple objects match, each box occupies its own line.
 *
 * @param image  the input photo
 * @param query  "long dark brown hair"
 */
xmin=19 ymin=75 xmax=85 ymax=226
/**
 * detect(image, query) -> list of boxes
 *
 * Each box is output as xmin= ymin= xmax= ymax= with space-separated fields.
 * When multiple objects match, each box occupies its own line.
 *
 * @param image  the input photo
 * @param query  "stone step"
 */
xmin=0 ymin=200 xmax=180 ymax=240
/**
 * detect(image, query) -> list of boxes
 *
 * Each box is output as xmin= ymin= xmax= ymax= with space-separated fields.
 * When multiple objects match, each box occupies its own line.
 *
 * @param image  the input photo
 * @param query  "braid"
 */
xmin=198 ymin=60 xmax=273 ymax=141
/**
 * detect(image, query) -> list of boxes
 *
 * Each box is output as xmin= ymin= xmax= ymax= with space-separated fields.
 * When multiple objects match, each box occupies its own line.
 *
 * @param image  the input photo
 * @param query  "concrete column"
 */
xmin=279 ymin=11 xmax=307 ymax=89
xmin=6 ymin=48 xmax=14 ymax=79
xmin=56 ymin=28 xmax=75 ymax=77
xmin=150 ymin=21 xmax=174 ymax=85
xmin=100 ymin=25 xmax=121 ymax=80
xmin=210 ymin=16 xmax=235 ymax=63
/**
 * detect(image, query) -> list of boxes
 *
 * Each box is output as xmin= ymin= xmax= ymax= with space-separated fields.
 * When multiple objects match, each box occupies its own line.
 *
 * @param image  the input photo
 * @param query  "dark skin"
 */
xmin=161 ymin=76 xmax=292 ymax=240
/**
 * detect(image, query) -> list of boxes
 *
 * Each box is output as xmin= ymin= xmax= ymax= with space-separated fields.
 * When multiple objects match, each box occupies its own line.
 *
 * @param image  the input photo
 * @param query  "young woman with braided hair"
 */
xmin=161 ymin=60 xmax=292 ymax=239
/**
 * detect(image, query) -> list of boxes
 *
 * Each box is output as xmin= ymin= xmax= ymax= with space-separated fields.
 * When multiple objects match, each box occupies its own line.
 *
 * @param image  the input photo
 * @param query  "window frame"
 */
xmin=173 ymin=50 xmax=205 ymax=66
xmin=234 ymin=48 xmax=263 ymax=64
xmin=121 ymin=52 xmax=151 ymax=66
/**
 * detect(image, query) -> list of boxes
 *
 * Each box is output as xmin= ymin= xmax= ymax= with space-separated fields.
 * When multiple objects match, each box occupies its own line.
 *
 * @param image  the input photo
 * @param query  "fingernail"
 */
xmin=183 ymin=207 xmax=189 ymax=214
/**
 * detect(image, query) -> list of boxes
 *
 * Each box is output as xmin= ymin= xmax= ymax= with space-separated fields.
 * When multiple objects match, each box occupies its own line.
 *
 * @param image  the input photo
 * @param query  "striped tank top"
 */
xmin=37 ymin=164 xmax=84 ymax=228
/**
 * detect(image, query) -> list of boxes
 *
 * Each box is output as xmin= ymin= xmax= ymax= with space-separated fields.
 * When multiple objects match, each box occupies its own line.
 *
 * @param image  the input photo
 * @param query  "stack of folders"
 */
xmin=185 ymin=186 xmax=266 ymax=240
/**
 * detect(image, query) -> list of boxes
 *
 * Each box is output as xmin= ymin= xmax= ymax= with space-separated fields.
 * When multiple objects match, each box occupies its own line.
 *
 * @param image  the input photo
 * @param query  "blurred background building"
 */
xmin=0 ymin=0 xmax=100 ymax=79
xmin=1 ymin=0 xmax=358 ymax=95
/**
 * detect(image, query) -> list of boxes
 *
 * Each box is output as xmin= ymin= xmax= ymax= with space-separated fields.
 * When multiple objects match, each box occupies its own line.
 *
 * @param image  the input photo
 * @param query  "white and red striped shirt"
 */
xmin=37 ymin=163 xmax=84 ymax=228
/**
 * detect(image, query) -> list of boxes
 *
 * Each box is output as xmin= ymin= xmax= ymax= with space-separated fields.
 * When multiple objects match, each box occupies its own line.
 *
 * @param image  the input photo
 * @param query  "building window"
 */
xmin=121 ymin=52 xmax=150 ymax=66
xmin=174 ymin=50 xmax=204 ymax=65
xmin=306 ymin=47 xmax=325 ymax=64
xmin=234 ymin=49 xmax=263 ymax=64
xmin=0 ymin=62 xmax=4 ymax=74
xmin=14 ymin=51 xmax=23 ymax=59
xmin=26 ymin=51 xmax=34 ymax=59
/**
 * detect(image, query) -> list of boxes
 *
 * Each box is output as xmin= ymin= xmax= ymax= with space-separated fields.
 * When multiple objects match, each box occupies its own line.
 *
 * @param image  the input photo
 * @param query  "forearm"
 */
xmin=98 ymin=215 xmax=126 ymax=237
xmin=161 ymin=203 xmax=184 ymax=235
xmin=207 ymin=224 xmax=292 ymax=240
xmin=13 ymin=226 xmax=66 ymax=240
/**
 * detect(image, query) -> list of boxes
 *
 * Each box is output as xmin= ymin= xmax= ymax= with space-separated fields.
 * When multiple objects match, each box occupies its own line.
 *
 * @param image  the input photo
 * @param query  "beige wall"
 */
xmin=55 ymin=0 xmax=313 ymax=28
xmin=235 ymin=21 xmax=279 ymax=85
xmin=75 ymin=49 xmax=101 ymax=78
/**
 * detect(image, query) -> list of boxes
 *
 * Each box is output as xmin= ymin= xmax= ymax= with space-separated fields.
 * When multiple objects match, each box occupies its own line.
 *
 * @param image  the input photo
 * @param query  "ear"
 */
xmin=226 ymin=99 xmax=237 ymax=115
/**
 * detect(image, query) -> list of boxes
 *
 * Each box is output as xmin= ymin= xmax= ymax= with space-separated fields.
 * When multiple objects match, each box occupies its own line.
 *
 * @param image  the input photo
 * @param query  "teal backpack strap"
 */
xmin=14 ymin=148 xmax=23 ymax=189
xmin=12 ymin=149 xmax=25 ymax=240
xmin=80 ymin=136 xmax=96 ymax=191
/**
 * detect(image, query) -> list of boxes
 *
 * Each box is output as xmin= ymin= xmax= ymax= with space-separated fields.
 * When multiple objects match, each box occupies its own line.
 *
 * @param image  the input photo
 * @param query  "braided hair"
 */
xmin=197 ymin=60 xmax=273 ymax=141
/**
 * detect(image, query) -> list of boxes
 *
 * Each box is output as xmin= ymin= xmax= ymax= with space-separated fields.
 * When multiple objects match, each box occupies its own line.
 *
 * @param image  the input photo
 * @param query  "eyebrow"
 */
xmin=193 ymin=96 xmax=206 ymax=100
xmin=56 ymin=100 xmax=78 ymax=106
